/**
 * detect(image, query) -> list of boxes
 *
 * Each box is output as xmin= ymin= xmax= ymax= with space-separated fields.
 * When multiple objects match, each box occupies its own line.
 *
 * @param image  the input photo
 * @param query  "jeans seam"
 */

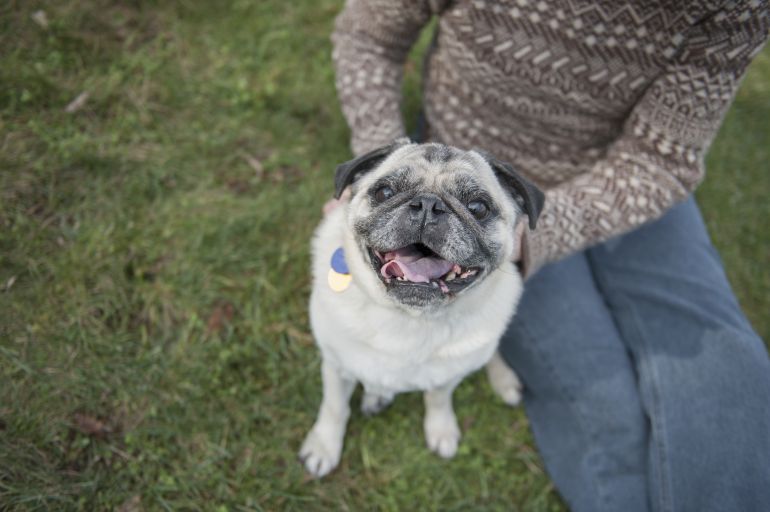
xmin=514 ymin=319 xmax=611 ymax=511
xmin=589 ymin=260 xmax=672 ymax=512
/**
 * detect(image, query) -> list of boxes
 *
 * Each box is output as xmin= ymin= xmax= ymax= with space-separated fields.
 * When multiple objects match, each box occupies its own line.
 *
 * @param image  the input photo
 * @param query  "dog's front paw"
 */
xmin=487 ymin=353 xmax=523 ymax=407
xmin=361 ymin=392 xmax=393 ymax=416
xmin=299 ymin=428 xmax=342 ymax=478
xmin=424 ymin=416 xmax=461 ymax=459
xmin=491 ymin=375 xmax=522 ymax=406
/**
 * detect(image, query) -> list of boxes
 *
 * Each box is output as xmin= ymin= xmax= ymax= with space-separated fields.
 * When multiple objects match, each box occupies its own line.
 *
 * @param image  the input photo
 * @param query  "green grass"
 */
xmin=0 ymin=2 xmax=767 ymax=510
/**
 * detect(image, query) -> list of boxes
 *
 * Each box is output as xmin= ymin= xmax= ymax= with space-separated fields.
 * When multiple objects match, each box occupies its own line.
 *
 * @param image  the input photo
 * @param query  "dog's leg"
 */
xmin=299 ymin=360 xmax=356 ymax=478
xmin=486 ymin=350 xmax=523 ymax=406
xmin=423 ymin=378 xmax=462 ymax=459
xmin=360 ymin=390 xmax=394 ymax=416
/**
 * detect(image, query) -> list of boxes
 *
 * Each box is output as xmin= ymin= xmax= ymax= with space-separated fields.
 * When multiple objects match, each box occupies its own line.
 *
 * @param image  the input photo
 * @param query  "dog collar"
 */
xmin=328 ymin=247 xmax=352 ymax=292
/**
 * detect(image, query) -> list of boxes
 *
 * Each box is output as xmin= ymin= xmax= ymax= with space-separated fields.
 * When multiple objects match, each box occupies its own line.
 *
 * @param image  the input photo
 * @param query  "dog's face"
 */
xmin=335 ymin=140 xmax=544 ymax=310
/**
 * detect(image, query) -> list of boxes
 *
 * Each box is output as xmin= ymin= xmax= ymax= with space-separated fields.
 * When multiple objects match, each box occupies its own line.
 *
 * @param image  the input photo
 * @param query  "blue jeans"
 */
xmin=499 ymin=197 xmax=770 ymax=512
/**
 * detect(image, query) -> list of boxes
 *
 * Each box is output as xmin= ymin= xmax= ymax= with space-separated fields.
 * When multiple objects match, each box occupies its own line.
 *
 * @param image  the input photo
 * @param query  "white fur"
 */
xmin=310 ymin=206 xmax=520 ymax=392
xmin=486 ymin=350 xmax=523 ymax=406
xmin=300 ymin=145 xmax=525 ymax=477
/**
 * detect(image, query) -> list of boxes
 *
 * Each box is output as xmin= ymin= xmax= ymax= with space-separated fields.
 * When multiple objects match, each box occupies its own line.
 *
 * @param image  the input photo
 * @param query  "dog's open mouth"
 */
xmin=368 ymin=243 xmax=480 ymax=295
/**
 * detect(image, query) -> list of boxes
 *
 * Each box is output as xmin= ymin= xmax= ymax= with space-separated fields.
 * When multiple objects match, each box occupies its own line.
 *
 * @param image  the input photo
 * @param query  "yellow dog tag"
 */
xmin=328 ymin=268 xmax=352 ymax=292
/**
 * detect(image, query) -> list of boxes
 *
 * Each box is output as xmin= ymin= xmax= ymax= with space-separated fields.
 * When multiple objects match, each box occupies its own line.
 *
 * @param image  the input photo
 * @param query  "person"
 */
xmin=328 ymin=0 xmax=770 ymax=511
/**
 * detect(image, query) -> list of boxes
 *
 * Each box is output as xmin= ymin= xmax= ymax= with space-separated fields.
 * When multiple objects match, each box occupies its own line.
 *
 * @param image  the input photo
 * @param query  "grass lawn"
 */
xmin=1 ymin=2 xmax=768 ymax=510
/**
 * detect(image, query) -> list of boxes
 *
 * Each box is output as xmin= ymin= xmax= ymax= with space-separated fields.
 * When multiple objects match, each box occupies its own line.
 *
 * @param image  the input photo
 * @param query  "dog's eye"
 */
xmin=467 ymin=200 xmax=489 ymax=220
xmin=374 ymin=185 xmax=395 ymax=203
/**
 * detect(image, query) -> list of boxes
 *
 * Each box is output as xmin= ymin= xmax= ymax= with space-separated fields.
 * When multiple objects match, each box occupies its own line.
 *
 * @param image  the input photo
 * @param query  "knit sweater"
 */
xmin=331 ymin=0 xmax=769 ymax=276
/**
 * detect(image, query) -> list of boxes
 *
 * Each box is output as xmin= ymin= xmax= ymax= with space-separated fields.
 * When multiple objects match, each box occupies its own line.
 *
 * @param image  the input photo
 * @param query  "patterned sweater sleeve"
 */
xmin=523 ymin=0 xmax=769 ymax=277
xmin=331 ymin=0 xmax=449 ymax=156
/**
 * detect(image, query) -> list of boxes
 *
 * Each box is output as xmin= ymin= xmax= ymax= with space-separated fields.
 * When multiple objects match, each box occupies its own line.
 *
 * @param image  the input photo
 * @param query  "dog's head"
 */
xmin=336 ymin=139 xmax=544 ymax=310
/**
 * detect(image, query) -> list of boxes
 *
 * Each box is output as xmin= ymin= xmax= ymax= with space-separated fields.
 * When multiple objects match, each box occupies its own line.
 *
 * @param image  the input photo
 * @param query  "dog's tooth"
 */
xmin=445 ymin=271 xmax=456 ymax=282
xmin=431 ymin=281 xmax=439 ymax=288
xmin=469 ymin=269 xmax=478 ymax=276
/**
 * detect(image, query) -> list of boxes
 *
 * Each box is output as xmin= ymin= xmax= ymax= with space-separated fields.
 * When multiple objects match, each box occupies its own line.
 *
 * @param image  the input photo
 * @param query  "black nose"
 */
xmin=409 ymin=194 xmax=448 ymax=224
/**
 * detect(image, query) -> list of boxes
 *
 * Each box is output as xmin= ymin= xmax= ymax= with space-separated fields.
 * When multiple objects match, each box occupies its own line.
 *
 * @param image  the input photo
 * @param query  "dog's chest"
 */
xmin=341 ymin=344 xmax=497 ymax=394
xmin=315 ymin=305 xmax=500 ymax=393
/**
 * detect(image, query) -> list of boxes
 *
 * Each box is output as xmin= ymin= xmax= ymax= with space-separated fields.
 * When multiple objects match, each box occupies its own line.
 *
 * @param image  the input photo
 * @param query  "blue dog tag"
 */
xmin=331 ymin=247 xmax=349 ymax=274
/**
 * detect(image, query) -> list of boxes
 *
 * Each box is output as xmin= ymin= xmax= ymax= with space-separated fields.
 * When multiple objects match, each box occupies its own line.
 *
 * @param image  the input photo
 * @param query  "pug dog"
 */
xmin=300 ymin=139 xmax=544 ymax=477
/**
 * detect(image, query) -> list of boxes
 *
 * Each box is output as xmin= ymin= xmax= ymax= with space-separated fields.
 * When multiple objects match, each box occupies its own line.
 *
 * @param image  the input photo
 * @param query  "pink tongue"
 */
xmin=380 ymin=246 xmax=454 ymax=283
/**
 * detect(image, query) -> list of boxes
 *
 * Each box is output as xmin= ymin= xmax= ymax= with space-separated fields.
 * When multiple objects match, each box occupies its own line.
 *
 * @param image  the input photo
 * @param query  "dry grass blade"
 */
xmin=64 ymin=92 xmax=90 ymax=113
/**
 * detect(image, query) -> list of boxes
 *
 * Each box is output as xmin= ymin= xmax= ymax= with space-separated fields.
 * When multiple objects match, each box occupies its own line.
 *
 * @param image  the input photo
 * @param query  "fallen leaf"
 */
xmin=285 ymin=325 xmax=313 ymax=345
xmin=265 ymin=322 xmax=313 ymax=345
xmin=72 ymin=413 xmax=111 ymax=438
xmin=31 ymin=10 xmax=49 ymax=29
xmin=117 ymin=495 xmax=142 ymax=512
xmin=225 ymin=178 xmax=251 ymax=195
xmin=207 ymin=301 xmax=235 ymax=334
xmin=269 ymin=166 xmax=303 ymax=183
xmin=240 ymin=152 xmax=264 ymax=179
xmin=3 ymin=276 xmax=16 ymax=292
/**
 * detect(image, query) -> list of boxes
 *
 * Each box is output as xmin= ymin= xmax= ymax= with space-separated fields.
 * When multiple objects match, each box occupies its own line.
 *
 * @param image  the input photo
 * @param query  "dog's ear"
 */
xmin=334 ymin=138 xmax=411 ymax=199
xmin=474 ymin=150 xmax=545 ymax=229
